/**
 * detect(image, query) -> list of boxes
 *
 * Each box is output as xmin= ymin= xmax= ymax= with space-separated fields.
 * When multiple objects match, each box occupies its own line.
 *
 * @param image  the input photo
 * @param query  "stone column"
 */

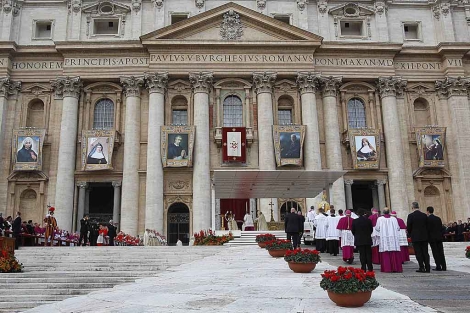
xmin=436 ymin=77 xmax=470 ymax=219
xmin=120 ymin=76 xmax=144 ymax=235
xmin=0 ymin=78 xmax=21 ymax=158
xmin=189 ymin=72 xmax=213 ymax=232
xmin=377 ymin=76 xmax=409 ymax=217
xmin=152 ymin=0 xmax=165 ymax=29
xmin=112 ymin=181 xmax=122 ymax=230
xmin=344 ymin=179 xmax=353 ymax=211
xmin=297 ymin=72 xmax=322 ymax=210
xmin=371 ymin=184 xmax=379 ymax=209
xmin=253 ymin=72 xmax=278 ymax=220
xmin=319 ymin=75 xmax=346 ymax=211
xmin=376 ymin=180 xmax=386 ymax=211
xmin=144 ymin=72 xmax=168 ymax=233
xmin=76 ymin=182 xmax=87 ymax=230
xmin=51 ymin=77 xmax=82 ymax=231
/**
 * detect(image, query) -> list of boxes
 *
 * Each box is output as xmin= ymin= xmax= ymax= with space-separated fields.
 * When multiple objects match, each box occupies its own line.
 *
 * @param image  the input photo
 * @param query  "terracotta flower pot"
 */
xmin=327 ymin=291 xmax=372 ymax=307
xmin=258 ymin=242 xmax=267 ymax=248
xmin=268 ymin=249 xmax=288 ymax=258
xmin=408 ymin=246 xmax=415 ymax=255
xmin=287 ymin=262 xmax=316 ymax=273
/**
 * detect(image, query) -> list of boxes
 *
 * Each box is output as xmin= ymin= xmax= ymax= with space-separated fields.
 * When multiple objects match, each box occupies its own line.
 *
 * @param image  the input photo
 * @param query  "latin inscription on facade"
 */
xmin=150 ymin=54 xmax=314 ymax=63
xmin=64 ymin=57 xmax=149 ymax=67
xmin=10 ymin=61 xmax=63 ymax=70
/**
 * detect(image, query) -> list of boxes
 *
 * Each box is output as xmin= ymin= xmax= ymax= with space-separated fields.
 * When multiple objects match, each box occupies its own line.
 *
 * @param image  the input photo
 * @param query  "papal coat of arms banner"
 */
xmin=415 ymin=126 xmax=446 ymax=168
xmin=12 ymin=129 xmax=46 ymax=171
xmin=273 ymin=125 xmax=306 ymax=167
xmin=81 ymin=130 xmax=115 ymax=171
xmin=348 ymin=128 xmax=381 ymax=170
xmin=161 ymin=126 xmax=195 ymax=168
xmin=222 ymin=127 xmax=247 ymax=163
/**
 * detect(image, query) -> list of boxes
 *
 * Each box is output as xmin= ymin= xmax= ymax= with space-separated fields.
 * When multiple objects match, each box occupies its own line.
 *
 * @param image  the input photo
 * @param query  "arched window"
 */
xmin=26 ymin=99 xmax=45 ymax=128
xmin=413 ymin=98 xmax=431 ymax=126
xmin=278 ymin=95 xmax=294 ymax=125
xmin=223 ymin=95 xmax=243 ymax=127
xmin=171 ymin=95 xmax=188 ymax=125
xmin=347 ymin=98 xmax=366 ymax=128
xmin=93 ymin=98 xmax=114 ymax=130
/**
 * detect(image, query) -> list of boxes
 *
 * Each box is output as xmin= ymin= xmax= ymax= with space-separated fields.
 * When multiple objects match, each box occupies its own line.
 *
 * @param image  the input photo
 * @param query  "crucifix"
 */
xmin=268 ymin=199 xmax=275 ymax=222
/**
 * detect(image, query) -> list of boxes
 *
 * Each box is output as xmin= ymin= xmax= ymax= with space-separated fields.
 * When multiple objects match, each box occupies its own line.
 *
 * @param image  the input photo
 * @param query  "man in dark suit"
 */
xmin=285 ymin=208 xmax=301 ymax=249
xmin=426 ymin=206 xmax=447 ymax=271
xmin=12 ymin=212 xmax=22 ymax=250
xmin=79 ymin=214 xmax=89 ymax=246
xmin=107 ymin=220 xmax=117 ymax=246
xmin=352 ymin=209 xmax=374 ymax=271
xmin=407 ymin=202 xmax=430 ymax=273
xmin=297 ymin=211 xmax=305 ymax=247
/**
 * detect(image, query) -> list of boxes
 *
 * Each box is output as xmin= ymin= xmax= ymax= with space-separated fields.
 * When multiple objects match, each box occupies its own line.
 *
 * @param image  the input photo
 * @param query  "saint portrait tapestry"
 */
xmin=161 ymin=126 xmax=195 ymax=168
xmin=12 ymin=129 xmax=46 ymax=171
xmin=273 ymin=125 xmax=306 ymax=167
xmin=81 ymin=130 xmax=115 ymax=171
xmin=222 ymin=127 xmax=246 ymax=163
xmin=416 ymin=126 xmax=446 ymax=168
xmin=349 ymin=129 xmax=381 ymax=169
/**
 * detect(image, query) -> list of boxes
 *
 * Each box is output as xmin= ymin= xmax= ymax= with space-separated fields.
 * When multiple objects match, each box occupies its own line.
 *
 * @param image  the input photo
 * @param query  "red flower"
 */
xmin=343 ymin=273 xmax=353 ymax=280
xmin=366 ymin=271 xmax=375 ymax=278
xmin=330 ymin=275 xmax=340 ymax=282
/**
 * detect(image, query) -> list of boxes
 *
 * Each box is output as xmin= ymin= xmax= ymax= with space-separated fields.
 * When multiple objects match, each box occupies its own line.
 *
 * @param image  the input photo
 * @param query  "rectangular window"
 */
xmin=93 ymin=19 xmax=119 ymax=35
xmin=273 ymin=15 xmax=291 ymax=25
xmin=403 ymin=22 xmax=421 ymax=41
xmin=171 ymin=14 xmax=189 ymax=25
xmin=172 ymin=109 xmax=188 ymax=125
xmin=278 ymin=109 xmax=292 ymax=125
xmin=340 ymin=20 xmax=363 ymax=36
xmin=33 ymin=20 xmax=53 ymax=39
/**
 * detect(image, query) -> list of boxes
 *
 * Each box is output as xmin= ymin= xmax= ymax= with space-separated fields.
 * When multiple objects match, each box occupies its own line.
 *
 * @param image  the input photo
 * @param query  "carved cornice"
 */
xmin=0 ymin=77 xmax=21 ymax=98
xmin=253 ymin=72 xmax=277 ymax=95
xmin=377 ymin=76 xmax=407 ymax=99
xmin=189 ymin=72 xmax=213 ymax=94
xmin=435 ymin=76 xmax=470 ymax=98
xmin=120 ymin=76 xmax=145 ymax=98
xmin=297 ymin=0 xmax=308 ymax=11
xmin=68 ymin=0 xmax=81 ymax=14
xmin=432 ymin=1 xmax=451 ymax=20
xmin=50 ymin=76 xmax=82 ymax=99
xmin=318 ymin=1 xmax=327 ymax=15
xmin=374 ymin=1 xmax=387 ymax=16
xmin=296 ymin=72 xmax=320 ymax=95
xmin=319 ymin=75 xmax=342 ymax=97
xmin=144 ymin=72 xmax=168 ymax=94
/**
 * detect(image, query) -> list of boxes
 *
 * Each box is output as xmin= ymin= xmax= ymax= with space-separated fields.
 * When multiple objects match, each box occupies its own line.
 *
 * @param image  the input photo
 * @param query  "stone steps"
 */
xmin=1 ymin=246 xmax=222 ymax=312
xmin=225 ymin=230 xmax=287 ymax=246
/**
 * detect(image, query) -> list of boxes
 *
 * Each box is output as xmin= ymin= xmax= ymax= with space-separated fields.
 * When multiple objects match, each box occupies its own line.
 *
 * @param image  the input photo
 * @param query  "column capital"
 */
xmin=120 ymin=76 xmax=145 ymax=98
xmin=76 ymin=182 xmax=88 ymax=189
xmin=253 ymin=72 xmax=277 ymax=95
xmin=375 ymin=179 xmax=387 ymax=186
xmin=344 ymin=179 xmax=354 ymax=186
xmin=0 ymin=77 xmax=21 ymax=98
xmin=377 ymin=76 xmax=407 ymax=99
xmin=112 ymin=181 xmax=122 ymax=187
xmin=319 ymin=75 xmax=342 ymax=97
xmin=296 ymin=72 xmax=320 ymax=95
xmin=144 ymin=72 xmax=168 ymax=94
xmin=435 ymin=76 xmax=470 ymax=99
xmin=189 ymin=72 xmax=213 ymax=94
xmin=50 ymin=76 xmax=82 ymax=99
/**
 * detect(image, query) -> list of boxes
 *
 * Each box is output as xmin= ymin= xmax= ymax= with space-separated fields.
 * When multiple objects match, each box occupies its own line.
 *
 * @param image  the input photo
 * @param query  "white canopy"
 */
xmin=213 ymin=170 xmax=345 ymax=199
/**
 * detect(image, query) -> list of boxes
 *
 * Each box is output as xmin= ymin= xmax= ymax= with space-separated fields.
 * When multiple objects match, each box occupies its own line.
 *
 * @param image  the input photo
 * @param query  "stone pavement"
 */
xmin=24 ymin=243 xmax=464 ymax=313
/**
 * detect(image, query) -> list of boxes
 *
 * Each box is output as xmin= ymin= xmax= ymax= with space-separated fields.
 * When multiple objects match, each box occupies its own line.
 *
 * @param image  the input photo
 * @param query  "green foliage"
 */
xmin=320 ymin=266 xmax=379 ymax=294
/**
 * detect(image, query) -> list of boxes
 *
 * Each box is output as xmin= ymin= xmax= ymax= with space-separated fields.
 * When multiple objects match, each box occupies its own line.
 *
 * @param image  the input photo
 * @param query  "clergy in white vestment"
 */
xmin=325 ymin=208 xmax=342 ymax=256
xmin=255 ymin=211 xmax=268 ymax=231
xmin=242 ymin=213 xmax=255 ymax=231
xmin=313 ymin=208 xmax=328 ymax=253
xmin=375 ymin=208 xmax=403 ymax=273
xmin=143 ymin=229 xmax=150 ymax=246
xmin=307 ymin=206 xmax=316 ymax=222
xmin=230 ymin=215 xmax=239 ymax=231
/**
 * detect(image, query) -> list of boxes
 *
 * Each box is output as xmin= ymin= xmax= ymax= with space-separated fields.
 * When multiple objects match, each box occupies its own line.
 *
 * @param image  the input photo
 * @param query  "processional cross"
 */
xmin=268 ymin=199 xmax=275 ymax=222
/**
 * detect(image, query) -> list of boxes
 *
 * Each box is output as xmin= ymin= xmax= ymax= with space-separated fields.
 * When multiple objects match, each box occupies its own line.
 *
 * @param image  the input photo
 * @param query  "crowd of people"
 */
xmin=79 ymin=214 xmax=117 ymax=246
xmin=292 ymin=201 xmax=458 ymax=273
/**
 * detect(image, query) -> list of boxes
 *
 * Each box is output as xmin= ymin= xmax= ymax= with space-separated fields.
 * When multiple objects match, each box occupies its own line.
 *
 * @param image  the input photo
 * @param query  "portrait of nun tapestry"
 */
xmin=416 ymin=126 xmax=446 ymax=168
xmin=349 ymin=129 xmax=381 ymax=170
xmin=12 ymin=129 xmax=46 ymax=171
xmin=81 ymin=130 xmax=115 ymax=171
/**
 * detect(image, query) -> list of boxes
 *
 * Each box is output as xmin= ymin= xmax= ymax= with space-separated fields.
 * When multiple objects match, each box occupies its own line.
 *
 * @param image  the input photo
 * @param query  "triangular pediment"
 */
xmin=141 ymin=2 xmax=322 ymax=44
xmin=329 ymin=3 xmax=375 ymax=16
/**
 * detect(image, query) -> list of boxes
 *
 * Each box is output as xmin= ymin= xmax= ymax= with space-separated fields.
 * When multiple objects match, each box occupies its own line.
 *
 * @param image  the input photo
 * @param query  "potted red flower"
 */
xmin=284 ymin=248 xmax=321 ymax=273
xmin=320 ymin=266 xmax=379 ymax=307
xmin=0 ymin=250 xmax=23 ymax=273
xmin=466 ymin=246 xmax=470 ymax=259
xmin=265 ymin=239 xmax=292 ymax=257
xmin=255 ymin=234 xmax=276 ymax=248
xmin=407 ymin=238 xmax=415 ymax=255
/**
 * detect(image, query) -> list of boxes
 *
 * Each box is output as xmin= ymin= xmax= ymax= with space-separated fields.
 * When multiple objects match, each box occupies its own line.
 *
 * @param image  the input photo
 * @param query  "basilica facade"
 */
xmin=1 ymin=0 xmax=469 ymax=243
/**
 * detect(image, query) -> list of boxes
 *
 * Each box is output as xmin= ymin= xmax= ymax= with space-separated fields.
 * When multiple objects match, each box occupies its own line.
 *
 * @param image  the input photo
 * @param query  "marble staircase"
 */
xmin=1 ymin=246 xmax=223 ymax=313
xmin=225 ymin=230 xmax=287 ymax=246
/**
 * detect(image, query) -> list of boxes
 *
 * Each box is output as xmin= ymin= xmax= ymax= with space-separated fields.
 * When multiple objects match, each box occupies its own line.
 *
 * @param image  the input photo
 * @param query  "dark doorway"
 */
xmin=280 ymin=201 xmax=302 ymax=221
xmin=167 ymin=203 xmax=190 ymax=246
xmin=351 ymin=182 xmax=374 ymax=212
xmin=220 ymin=199 xmax=249 ymax=230
xmin=89 ymin=182 xmax=114 ymax=223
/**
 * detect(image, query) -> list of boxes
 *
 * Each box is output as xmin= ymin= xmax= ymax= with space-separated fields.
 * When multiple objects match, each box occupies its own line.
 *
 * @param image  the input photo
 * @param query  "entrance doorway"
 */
xmin=88 ymin=182 xmax=114 ymax=223
xmin=167 ymin=203 xmax=190 ymax=245
xmin=351 ymin=181 xmax=374 ymax=211
xmin=220 ymin=199 xmax=249 ymax=230
xmin=279 ymin=201 xmax=302 ymax=221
